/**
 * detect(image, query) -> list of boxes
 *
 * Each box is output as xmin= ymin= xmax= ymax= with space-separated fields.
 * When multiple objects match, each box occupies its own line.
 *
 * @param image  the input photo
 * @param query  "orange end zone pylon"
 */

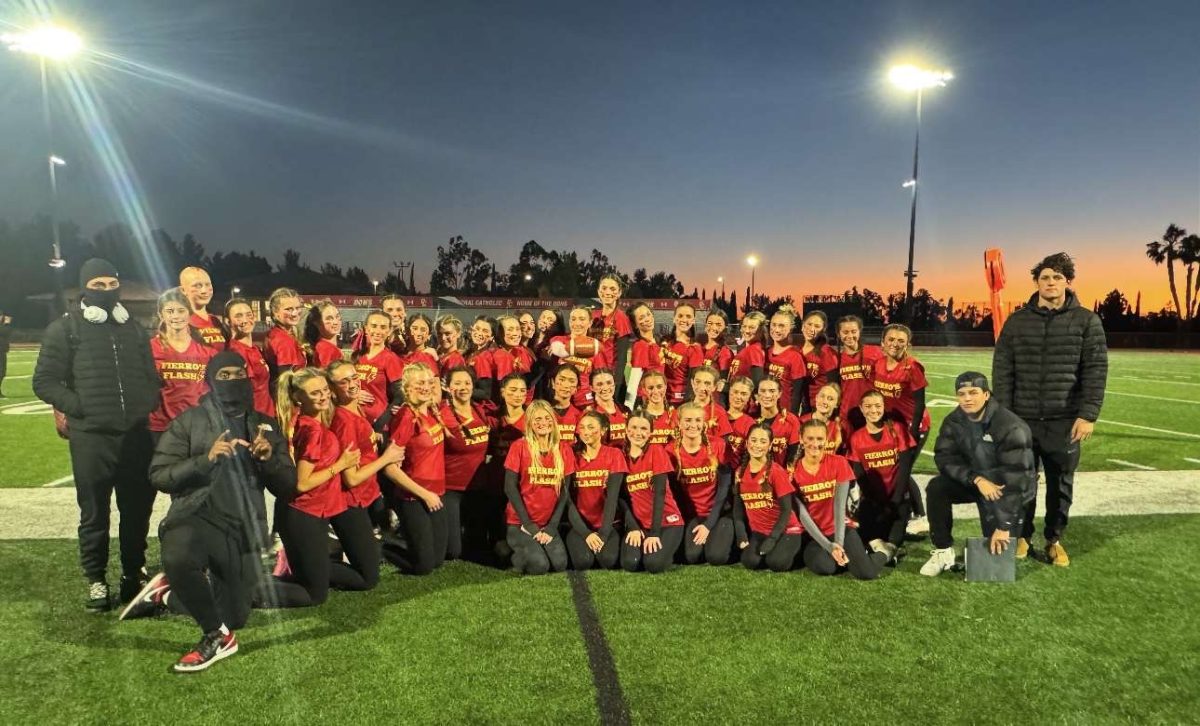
xmin=984 ymin=248 xmax=1007 ymax=341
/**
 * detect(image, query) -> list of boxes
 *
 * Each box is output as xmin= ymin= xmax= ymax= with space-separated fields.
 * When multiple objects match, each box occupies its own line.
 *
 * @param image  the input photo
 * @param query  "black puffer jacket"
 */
xmin=934 ymin=399 xmax=1036 ymax=532
xmin=991 ymin=290 xmax=1107 ymax=422
xmin=33 ymin=309 xmax=161 ymax=433
xmin=150 ymin=395 xmax=296 ymax=545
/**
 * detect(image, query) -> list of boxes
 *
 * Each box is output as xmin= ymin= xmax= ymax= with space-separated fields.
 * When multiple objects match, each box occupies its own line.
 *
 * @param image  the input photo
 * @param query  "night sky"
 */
xmin=2 ymin=0 xmax=1198 ymax=309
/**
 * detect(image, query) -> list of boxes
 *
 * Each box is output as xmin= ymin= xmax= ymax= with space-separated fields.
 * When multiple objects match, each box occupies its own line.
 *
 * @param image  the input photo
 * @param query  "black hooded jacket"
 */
xmin=934 ymin=398 xmax=1036 ymax=532
xmin=991 ymin=290 xmax=1108 ymax=422
xmin=33 ymin=308 xmax=161 ymax=433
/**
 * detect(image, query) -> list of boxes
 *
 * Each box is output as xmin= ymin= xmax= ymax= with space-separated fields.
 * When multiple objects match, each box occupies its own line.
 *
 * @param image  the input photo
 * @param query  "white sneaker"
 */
xmin=906 ymin=515 xmax=930 ymax=536
xmin=920 ymin=547 xmax=956 ymax=576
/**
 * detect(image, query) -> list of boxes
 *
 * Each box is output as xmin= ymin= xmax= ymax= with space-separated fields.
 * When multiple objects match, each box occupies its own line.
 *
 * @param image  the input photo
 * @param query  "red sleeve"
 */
xmin=561 ymin=443 xmax=577 ymax=476
xmin=631 ymin=341 xmax=651 ymax=368
xmin=473 ymin=350 xmax=495 ymax=380
xmin=651 ymin=445 xmax=673 ymax=475
xmin=747 ymin=345 xmax=765 ymax=368
xmin=710 ymin=414 xmax=733 ymax=439
xmin=616 ymin=311 xmax=633 ymax=337
xmin=790 ymin=353 xmax=807 ymax=380
xmin=833 ymin=456 xmax=854 ymax=481
xmin=896 ymin=424 xmax=916 ymax=451
xmin=770 ymin=464 xmax=794 ymax=496
xmin=593 ymin=346 xmax=610 ymax=371
xmin=389 ymin=410 xmax=416 ymax=447
xmin=820 ymin=347 xmax=838 ymax=372
xmin=712 ymin=437 xmax=727 ymax=463
xmin=293 ymin=420 xmax=323 ymax=464
xmin=493 ymin=349 xmax=515 ymax=380
xmin=609 ymin=448 xmax=629 ymax=473
xmin=786 ymin=417 xmax=801 ymax=445
xmin=909 ymin=360 xmax=928 ymax=391
xmin=504 ymin=439 xmax=527 ymax=472
xmin=846 ymin=432 xmax=862 ymax=463
xmin=384 ymin=352 xmax=404 ymax=380
xmin=687 ymin=344 xmax=704 ymax=368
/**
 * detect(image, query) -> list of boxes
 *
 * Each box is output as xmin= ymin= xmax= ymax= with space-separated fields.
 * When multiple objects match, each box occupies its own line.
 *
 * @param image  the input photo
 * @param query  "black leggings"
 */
xmin=621 ymin=526 xmax=684 ymax=574
xmin=443 ymin=490 xmax=465 ymax=561
xmin=856 ymin=495 xmax=912 ymax=548
xmin=906 ymin=430 xmax=929 ymax=517
xmin=272 ymin=504 xmax=380 ymax=607
xmin=507 ymin=525 xmax=569 ymax=575
xmin=682 ymin=516 xmax=735 ymax=565
xmin=564 ymin=527 xmax=621 ymax=570
xmin=740 ymin=532 xmax=803 ymax=571
xmin=802 ymin=529 xmax=884 ymax=580
xmin=384 ymin=499 xmax=448 ymax=575
xmin=161 ymin=517 xmax=259 ymax=632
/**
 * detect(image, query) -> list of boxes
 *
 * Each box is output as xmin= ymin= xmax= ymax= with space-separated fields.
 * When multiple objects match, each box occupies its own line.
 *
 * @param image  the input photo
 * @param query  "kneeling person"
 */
xmin=921 ymin=372 xmax=1036 ymax=577
xmin=124 ymin=351 xmax=296 ymax=673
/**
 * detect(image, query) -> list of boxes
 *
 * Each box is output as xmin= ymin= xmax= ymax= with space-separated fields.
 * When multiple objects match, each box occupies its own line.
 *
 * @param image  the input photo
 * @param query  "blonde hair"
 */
xmin=276 ymin=367 xmax=332 ymax=441
xmin=523 ymin=399 xmax=565 ymax=492
xmin=675 ymin=401 xmax=719 ymax=477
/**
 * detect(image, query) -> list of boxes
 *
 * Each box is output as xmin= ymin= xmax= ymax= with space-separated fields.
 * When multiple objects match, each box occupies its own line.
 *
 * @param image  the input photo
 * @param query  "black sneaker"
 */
xmin=173 ymin=629 xmax=239 ymax=673
xmin=86 ymin=581 xmax=111 ymax=613
xmin=119 ymin=568 xmax=149 ymax=603
xmin=119 ymin=572 xmax=170 ymax=621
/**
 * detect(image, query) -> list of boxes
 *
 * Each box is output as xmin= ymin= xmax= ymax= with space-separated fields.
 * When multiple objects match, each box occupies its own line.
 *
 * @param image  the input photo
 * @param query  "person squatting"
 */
xmin=33 ymin=252 xmax=1106 ymax=673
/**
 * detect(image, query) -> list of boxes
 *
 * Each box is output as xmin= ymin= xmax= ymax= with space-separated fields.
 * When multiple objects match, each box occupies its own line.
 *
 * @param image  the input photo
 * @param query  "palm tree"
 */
xmin=1146 ymin=224 xmax=1186 ymax=318
xmin=1180 ymin=233 xmax=1200 ymax=320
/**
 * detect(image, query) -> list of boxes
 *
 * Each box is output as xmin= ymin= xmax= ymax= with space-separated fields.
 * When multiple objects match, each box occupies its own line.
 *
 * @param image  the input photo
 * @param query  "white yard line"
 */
xmin=1103 ymin=390 xmax=1199 ymax=405
xmin=1098 ymin=419 xmax=1200 ymax=440
xmin=3 ymin=375 xmax=31 ymax=380
xmin=41 ymin=475 xmax=73 ymax=488
xmin=1184 ymin=458 xmax=1200 ymax=465
xmin=1107 ymin=459 xmax=1156 ymax=471
xmin=1110 ymin=375 xmax=1200 ymax=387
xmin=920 ymin=450 xmax=934 ymax=457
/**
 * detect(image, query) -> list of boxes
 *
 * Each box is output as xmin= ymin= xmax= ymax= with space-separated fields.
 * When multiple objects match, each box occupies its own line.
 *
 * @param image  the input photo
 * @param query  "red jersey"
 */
xmin=553 ymin=405 xmax=582 ymax=444
xmin=311 ymin=339 xmax=343 ymax=368
xmin=837 ymin=345 xmax=884 ymax=422
xmin=847 ymin=423 xmax=914 ymax=500
xmin=765 ymin=345 xmax=807 ymax=411
xmin=586 ymin=404 xmax=628 ymax=445
xmin=729 ymin=341 xmax=765 ymax=380
xmin=439 ymin=349 xmax=467 ymax=376
xmin=699 ymin=401 xmax=734 ymax=439
xmin=440 ymin=402 xmax=491 ymax=492
xmin=355 ymin=348 xmax=404 ymax=425
xmin=389 ymin=406 xmax=447 ymax=498
xmin=467 ymin=347 xmax=496 ymax=380
xmin=801 ymin=345 xmax=839 ymax=408
xmin=872 ymin=357 xmax=931 ymax=433
xmin=667 ymin=437 xmax=726 ymax=520
xmin=402 ymin=349 xmax=440 ymax=378
xmin=792 ymin=454 xmax=856 ymax=537
xmin=504 ymin=346 xmax=536 ymax=376
xmin=330 ymin=406 xmax=381 ymax=508
xmin=488 ymin=410 xmax=526 ymax=465
xmin=504 ymin=439 xmax=576 ymax=528
xmin=227 ymin=339 xmax=274 ymax=419
xmin=624 ymin=444 xmax=682 ymax=530
xmin=290 ymin=414 xmax=349 ymax=518
xmin=264 ymin=326 xmax=305 ymax=375
xmin=550 ymin=335 xmax=610 ymax=407
xmin=759 ymin=410 xmax=801 ymax=467
xmin=573 ymin=445 xmax=627 ymax=530
xmin=591 ymin=308 xmax=633 ymax=368
xmin=700 ymin=343 xmax=733 ymax=375
xmin=630 ymin=338 xmax=665 ymax=374
xmin=738 ymin=462 xmax=801 ymax=536
xmin=725 ymin=412 xmax=755 ymax=468
xmin=149 ymin=337 xmax=216 ymax=432
xmin=647 ymin=407 xmax=677 ymax=447
xmin=662 ymin=340 xmax=702 ymax=404
xmin=189 ymin=311 xmax=225 ymax=349
xmin=798 ymin=413 xmax=847 ymax=455
xmin=489 ymin=347 xmax=514 ymax=381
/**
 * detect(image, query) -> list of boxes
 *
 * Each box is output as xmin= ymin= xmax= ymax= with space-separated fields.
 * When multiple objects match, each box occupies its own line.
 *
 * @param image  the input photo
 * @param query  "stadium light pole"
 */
xmin=889 ymin=64 xmax=952 ymax=324
xmin=746 ymin=255 xmax=758 ymax=306
xmin=4 ymin=25 xmax=85 ymax=314
xmin=371 ymin=279 xmax=379 ymax=295
xmin=717 ymin=276 xmax=725 ymax=298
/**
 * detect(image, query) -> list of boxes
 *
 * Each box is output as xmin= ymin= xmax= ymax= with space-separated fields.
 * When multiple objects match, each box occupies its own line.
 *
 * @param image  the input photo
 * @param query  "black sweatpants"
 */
xmin=906 ymin=430 xmax=929 ymax=517
xmin=856 ymin=495 xmax=912 ymax=549
xmin=384 ymin=499 xmax=448 ymax=575
xmin=461 ymin=488 xmax=507 ymax=563
xmin=802 ymin=529 xmax=883 ymax=580
xmin=507 ymin=525 xmax=569 ymax=575
xmin=273 ymin=503 xmax=379 ymax=607
xmin=161 ymin=517 xmax=259 ymax=632
xmin=564 ymin=527 xmax=620 ymax=570
xmin=926 ymin=474 xmax=1018 ymax=551
xmin=68 ymin=424 xmax=156 ymax=582
xmin=740 ymin=532 xmax=803 ymax=572
xmin=682 ymin=516 xmax=735 ymax=565
xmin=443 ymin=490 xmax=465 ymax=561
xmin=1022 ymin=418 xmax=1078 ymax=543
xmin=620 ymin=526 xmax=684 ymax=574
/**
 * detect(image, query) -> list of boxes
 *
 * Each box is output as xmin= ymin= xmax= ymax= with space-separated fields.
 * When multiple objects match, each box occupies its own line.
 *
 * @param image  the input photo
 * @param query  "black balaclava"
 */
xmin=79 ymin=258 xmax=120 ymax=312
xmin=206 ymin=351 xmax=255 ymax=418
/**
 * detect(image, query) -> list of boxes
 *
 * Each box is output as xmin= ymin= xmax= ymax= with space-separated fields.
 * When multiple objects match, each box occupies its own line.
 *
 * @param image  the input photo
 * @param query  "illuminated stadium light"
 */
xmin=3 ymin=25 xmax=84 ymax=60
xmin=888 ymin=64 xmax=953 ymax=91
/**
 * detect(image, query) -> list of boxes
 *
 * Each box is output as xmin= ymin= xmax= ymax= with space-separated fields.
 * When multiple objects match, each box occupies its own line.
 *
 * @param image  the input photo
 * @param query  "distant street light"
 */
xmin=889 ymin=63 xmax=953 ymax=324
xmin=523 ymin=273 xmax=532 ymax=282
xmin=371 ymin=279 xmax=379 ymax=294
xmin=717 ymin=276 xmax=725 ymax=298
xmin=746 ymin=255 xmax=759 ymax=306
xmin=232 ymin=286 xmax=241 ymax=296
xmin=5 ymin=24 xmax=85 ymax=312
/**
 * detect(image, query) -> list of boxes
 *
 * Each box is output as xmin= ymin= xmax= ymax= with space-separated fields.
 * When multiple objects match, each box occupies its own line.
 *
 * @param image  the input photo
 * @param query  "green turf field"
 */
xmin=1 ymin=346 xmax=1197 ymax=487
xmin=2 ymin=515 xmax=1197 ymax=724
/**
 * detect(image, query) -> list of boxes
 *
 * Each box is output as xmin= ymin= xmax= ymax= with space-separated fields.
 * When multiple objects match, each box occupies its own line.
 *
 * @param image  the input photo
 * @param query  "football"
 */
xmin=569 ymin=336 xmax=598 ymax=358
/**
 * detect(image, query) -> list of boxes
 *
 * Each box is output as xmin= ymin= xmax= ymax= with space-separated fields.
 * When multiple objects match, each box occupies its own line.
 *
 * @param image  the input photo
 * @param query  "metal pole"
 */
xmin=750 ymin=267 xmax=755 ymax=306
xmin=40 ymin=57 xmax=67 ymax=314
xmin=903 ymin=89 xmax=922 ymax=325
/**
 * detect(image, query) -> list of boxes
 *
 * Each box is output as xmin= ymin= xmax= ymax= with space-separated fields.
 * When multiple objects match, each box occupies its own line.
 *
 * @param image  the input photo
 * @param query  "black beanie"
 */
xmin=206 ymin=350 xmax=247 ymax=385
xmin=79 ymin=258 xmax=119 ymax=288
xmin=955 ymin=371 xmax=990 ymax=392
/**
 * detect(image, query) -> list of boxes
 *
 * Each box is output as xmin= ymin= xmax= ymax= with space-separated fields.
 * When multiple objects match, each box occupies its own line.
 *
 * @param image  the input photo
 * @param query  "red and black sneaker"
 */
xmin=172 ymin=629 xmax=238 ymax=674
xmin=119 ymin=571 xmax=170 ymax=621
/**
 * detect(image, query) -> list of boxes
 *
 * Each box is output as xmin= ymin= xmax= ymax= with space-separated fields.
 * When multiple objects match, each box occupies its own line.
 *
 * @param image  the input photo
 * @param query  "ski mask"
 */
xmin=205 ymin=351 xmax=255 ymax=417
xmin=79 ymin=258 xmax=121 ymax=312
